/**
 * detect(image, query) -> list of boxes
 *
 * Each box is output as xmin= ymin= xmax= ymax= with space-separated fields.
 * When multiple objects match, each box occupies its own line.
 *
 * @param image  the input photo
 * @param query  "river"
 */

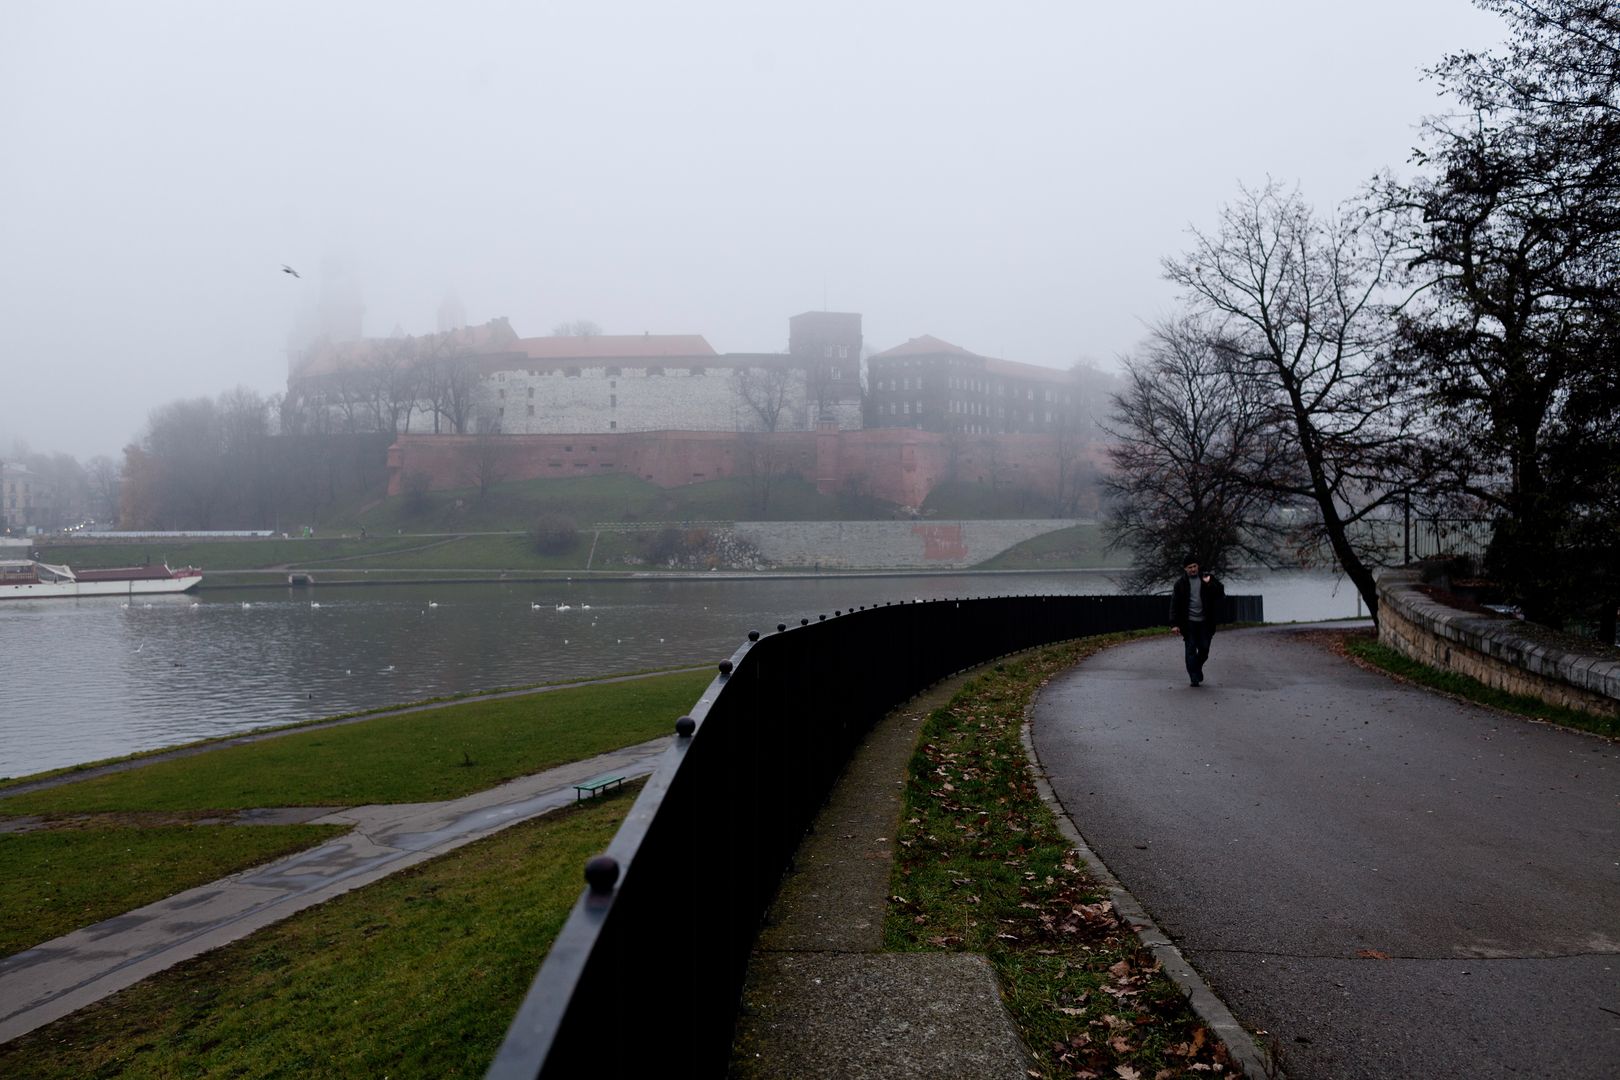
xmin=0 ymin=570 xmax=1366 ymax=779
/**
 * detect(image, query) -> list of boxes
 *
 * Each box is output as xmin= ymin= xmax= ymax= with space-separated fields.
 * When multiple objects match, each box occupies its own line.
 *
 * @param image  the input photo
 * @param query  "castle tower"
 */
xmin=788 ymin=311 xmax=863 ymax=429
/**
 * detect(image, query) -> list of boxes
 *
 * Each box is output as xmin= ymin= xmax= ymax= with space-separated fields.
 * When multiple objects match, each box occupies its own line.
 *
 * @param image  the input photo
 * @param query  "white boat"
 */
xmin=0 ymin=560 xmax=203 ymax=599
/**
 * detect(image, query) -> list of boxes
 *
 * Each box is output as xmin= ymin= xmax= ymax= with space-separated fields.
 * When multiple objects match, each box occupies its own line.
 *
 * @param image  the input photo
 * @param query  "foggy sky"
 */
xmin=1 ymin=0 xmax=1507 ymax=460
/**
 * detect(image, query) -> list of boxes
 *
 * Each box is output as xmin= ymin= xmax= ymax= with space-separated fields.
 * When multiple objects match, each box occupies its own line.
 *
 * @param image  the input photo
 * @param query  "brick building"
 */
xmin=287 ymin=314 xmax=864 ymax=437
xmin=866 ymin=335 xmax=1083 ymax=436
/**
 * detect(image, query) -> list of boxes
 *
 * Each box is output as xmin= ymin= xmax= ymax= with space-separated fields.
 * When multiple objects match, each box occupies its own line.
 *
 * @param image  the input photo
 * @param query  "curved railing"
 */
xmin=487 ymin=592 xmax=1261 ymax=1078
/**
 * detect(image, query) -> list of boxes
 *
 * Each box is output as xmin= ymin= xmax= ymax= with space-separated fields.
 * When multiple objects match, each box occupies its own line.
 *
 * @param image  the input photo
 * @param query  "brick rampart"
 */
xmin=387 ymin=429 xmax=1101 ymax=510
xmin=1376 ymin=569 xmax=1620 ymax=719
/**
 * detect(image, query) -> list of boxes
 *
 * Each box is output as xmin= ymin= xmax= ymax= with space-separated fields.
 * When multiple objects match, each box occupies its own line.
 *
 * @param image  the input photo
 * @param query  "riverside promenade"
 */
xmin=1030 ymin=626 xmax=1620 ymax=1079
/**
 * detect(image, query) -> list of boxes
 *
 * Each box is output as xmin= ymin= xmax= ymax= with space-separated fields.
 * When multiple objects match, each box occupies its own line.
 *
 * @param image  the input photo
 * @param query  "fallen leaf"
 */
xmin=1115 ymin=1064 xmax=1142 ymax=1079
xmin=1057 ymin=1006 xmax=1087 ymax=1016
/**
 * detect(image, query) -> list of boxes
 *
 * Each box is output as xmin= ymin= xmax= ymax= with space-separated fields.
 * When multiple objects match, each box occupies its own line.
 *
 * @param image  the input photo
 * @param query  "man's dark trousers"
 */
xmin=1183 ymin=620 xmax=1215 ymax=683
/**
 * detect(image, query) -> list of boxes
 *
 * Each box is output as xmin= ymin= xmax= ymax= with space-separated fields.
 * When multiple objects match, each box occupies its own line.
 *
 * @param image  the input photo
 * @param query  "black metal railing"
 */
xmin=486 ymin=592 xmax=1262 ymax=1079
xmin=1407 ymin=517 xmax=1495 ymax=562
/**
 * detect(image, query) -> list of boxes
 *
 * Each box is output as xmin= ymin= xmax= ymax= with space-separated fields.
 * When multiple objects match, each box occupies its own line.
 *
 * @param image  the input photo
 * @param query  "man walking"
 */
xmin=1170 ymin=556 xmax=1226 ymax=686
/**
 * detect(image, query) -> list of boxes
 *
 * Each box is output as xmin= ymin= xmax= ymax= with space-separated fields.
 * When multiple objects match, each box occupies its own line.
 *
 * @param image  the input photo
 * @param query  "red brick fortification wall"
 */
xmin=386 ymin=429 xmax=1079 ymax=508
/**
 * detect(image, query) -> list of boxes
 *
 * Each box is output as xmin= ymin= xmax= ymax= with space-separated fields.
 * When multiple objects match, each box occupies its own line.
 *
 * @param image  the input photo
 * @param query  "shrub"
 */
xmin=531 ymin=514 xmax=580 ymax=555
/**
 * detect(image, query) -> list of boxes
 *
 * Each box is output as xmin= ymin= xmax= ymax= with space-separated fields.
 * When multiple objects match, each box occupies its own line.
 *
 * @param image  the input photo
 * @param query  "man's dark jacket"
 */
xmin=1169 ymin=574 xmax=1227 ymax=630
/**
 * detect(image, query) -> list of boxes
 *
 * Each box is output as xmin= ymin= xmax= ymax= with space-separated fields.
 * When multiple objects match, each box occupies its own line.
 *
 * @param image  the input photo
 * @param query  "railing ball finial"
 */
xmin=800 ymin=618 xmax=809 ymax=626
xmin=718 ymin=659 xmax=734 ymax=676
xmin=747 ymin=629 xmax=760 ymax=642
xmin=585 ymin=855 xmax=620 ymax=894
xmin=777 ymin=623 xmax=787 ymax=632
xmin=675 ymin=715 xmax=696 ymax=737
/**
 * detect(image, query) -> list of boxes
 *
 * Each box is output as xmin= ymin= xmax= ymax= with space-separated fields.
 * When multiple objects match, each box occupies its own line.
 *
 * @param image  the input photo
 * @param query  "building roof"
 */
xmin=510 ymin=334 xmax=717 ymax=360
xmin=868 ymin=335 xmax=981 ymax=360
xmin=870 ymin=336 xmax=1072 ymax=384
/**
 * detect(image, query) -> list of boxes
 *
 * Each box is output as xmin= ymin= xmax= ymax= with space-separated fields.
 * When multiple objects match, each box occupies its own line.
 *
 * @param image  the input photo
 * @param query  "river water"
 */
xmin=0 ymin=570 xmax=1365 ymax=779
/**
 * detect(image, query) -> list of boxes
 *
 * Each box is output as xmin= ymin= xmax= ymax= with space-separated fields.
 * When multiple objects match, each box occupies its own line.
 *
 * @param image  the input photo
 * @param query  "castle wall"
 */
xmin=386 ymin=428 xmax=1095 ymax=510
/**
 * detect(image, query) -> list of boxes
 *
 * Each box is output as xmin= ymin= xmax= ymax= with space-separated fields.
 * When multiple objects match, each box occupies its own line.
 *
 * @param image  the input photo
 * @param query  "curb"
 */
xmin=1019 ymin=711 xmax=1277 ymax=1080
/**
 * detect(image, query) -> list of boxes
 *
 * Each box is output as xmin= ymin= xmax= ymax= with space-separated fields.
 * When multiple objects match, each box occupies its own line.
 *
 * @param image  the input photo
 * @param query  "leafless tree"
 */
xmin=1163 ymin=181 xmax=1425 ymax=617
xmin=733 ymin=364 xmax=793 ymax=432
xmin=440 ymin=351 xmax=481 ymax=435
xmin=551 ymin=319 xmax=603 ymax=338
xmin=460 ymin=429 xmax=506 ymax=499
xmin=86 ymin=454 xmax=120 ymax=521
xmin=1104 ymin=317 xmax=1295 ymax=588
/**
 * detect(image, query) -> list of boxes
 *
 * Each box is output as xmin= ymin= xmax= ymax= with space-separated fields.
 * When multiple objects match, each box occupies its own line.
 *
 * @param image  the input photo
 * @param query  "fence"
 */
xmin=1406 ymin=517 xmax=1495 ymax=562
xmin=486 ymin=591 xmax=1263 ymax=1079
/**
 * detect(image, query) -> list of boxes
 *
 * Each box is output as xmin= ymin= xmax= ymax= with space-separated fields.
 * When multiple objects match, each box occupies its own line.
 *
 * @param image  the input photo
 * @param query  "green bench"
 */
xmin=574 ymin=773 xmax=627 ymax=802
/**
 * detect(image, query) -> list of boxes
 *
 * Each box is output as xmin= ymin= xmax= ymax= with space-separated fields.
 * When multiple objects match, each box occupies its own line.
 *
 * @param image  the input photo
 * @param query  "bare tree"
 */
xmin=551 ymin=319 xmax=603 ymax=338
xmin=1164 ymin=181 xmax=1424 ymax=617
xmin=1104 ymin=317 xmax=1295 ymax=588
xmin=733 ymin=364 xmax=793 ymax=432
xmin=460 ymin=430 xmax=506 ymax=499
xmin=86 ymin=454 xmax=120 ymax=521
xmin=439 ymin=352 xmax=481 ymax=435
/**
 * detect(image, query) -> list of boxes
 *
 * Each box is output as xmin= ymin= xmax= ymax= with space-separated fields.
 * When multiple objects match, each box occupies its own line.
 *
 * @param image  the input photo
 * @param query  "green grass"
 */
xmin=885 ymin=632 xmax=1246 ymax=1078
xmin=1343 ymin=632 xmax=1620 ymax=738
xmin=918 ymin=478 xmax=1067 ymax=520
xmin=0 ymin=789 xmax=636 ymax=1079
xmin=973 ymin=522 xmax=1129 ymax=570
xmin=350 ymin=472 xmax=900 ymax=535
xmin=0 ymin=823 xmax=346 ymax=957
xmin=0 ymin=670 xmax=713 ymax=814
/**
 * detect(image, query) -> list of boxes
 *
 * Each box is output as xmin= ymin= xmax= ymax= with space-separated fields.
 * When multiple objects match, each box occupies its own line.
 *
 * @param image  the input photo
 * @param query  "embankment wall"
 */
xmin=1377 ymin=569 xmax=1620 ymax=719
xmin=731 ymin=519 xmax=1081 ymax=569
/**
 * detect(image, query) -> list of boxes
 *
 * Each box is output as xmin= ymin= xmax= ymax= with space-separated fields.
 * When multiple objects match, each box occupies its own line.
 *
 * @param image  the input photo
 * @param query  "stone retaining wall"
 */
xmin=732 ymin=519 xmax=1082 ymax=569
xmin=1377 ymin=569 xmax=1620 ymax=719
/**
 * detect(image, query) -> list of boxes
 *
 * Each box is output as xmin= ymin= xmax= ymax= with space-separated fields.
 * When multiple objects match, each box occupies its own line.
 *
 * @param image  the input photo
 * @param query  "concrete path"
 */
xmin=0 ymin=738 xmax=666 ymax=1044
xmin=730 ymin=675 xmax=1031 ymax=1079
xmin=1030 ymin=626 xmax=1620 ymax=1080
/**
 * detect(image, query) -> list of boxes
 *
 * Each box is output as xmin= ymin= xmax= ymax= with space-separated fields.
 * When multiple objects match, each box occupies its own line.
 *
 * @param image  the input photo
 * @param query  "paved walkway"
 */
xmin=1030 ymin=626 xmax=1620 ymax=1080
xmin=730 ymin=675 xmax=1031 ymax=1079
xmin=0 ymin=738 xmax=666 ymax=1043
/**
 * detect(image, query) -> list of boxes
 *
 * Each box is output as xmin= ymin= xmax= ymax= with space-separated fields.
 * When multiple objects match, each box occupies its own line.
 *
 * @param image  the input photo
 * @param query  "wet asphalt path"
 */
xmin=1031 ymin=626 xmax=1619 ymax=1080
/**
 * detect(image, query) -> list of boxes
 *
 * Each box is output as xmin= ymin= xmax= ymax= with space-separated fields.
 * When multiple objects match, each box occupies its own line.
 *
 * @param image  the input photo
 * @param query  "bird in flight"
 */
xmin=281 ymin=264 xmax=300 ymax=278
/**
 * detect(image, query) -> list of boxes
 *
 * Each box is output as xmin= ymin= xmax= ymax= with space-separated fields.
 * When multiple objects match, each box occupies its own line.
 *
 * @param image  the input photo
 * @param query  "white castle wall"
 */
xmin=473 ymin=365 xmax=861 ymax=436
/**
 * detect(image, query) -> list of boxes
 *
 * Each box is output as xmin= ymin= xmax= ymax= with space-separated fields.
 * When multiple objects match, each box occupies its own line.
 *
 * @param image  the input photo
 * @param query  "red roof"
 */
xmin=511 ymin=334 xmax=717 ymax=360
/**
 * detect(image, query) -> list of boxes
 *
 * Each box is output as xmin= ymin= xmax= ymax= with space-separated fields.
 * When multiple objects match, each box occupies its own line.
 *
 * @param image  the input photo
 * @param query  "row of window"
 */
xmin=497 ymin=367 xmax=705 ymax=381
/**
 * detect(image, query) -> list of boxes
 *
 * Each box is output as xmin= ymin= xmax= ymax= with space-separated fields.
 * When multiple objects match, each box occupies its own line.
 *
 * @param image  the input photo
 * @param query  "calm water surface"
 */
xmin=0 ymin=570 xmax=1361 ymax=778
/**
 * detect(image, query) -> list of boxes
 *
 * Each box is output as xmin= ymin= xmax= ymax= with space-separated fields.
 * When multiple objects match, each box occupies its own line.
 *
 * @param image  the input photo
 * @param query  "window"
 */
xmin=904 ymin=402 xmax=912 ymax=415
xmin=606 ymin=367 xmax=621 ymax=377
xmin=609 ymin=420 xmax=617 ymax=429
xmin=610 ymin=394 xmax=617 ymax=407
xmin=527 ymin=387 xmax=534 ymax=398
xmin=527 ymin=404 xmax=535 ymax=416
xmin=498 ymin=407 xmax=505 ymax=417
xmin=498 ymin=389 xmax=506 ymax=400
xmin=690 ymin=366 xmax=705 ymax=376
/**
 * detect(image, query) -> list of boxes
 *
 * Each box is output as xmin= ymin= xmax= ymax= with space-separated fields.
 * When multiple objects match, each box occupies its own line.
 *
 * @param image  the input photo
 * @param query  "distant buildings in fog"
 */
xmin=285 ymin=310 xmax=1099 ymax=441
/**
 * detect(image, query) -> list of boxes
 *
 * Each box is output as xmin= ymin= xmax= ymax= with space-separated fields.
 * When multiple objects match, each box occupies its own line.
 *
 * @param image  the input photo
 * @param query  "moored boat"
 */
xmin=0 ymin=560 xmax=203 ymax=599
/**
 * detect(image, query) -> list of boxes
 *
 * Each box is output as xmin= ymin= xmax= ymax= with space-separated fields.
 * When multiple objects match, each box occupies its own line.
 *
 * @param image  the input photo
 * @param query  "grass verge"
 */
xmin=885 ymin=632 xmax=1243 ymax=1078
xmin=0 ymin=669 xmax=712 ymax=814
xmin=0 ymin=787 xmax=636 ymax=1079
xmin=0 ymin=823 xmax=346 ymax=958
xmin=1340 ymin=631 xmax=1619 ymax=738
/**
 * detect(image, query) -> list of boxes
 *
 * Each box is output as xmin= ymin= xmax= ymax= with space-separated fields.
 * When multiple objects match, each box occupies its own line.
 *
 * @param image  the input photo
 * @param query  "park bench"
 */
xmin=574 ymin=773 xmax=627 ymax=802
